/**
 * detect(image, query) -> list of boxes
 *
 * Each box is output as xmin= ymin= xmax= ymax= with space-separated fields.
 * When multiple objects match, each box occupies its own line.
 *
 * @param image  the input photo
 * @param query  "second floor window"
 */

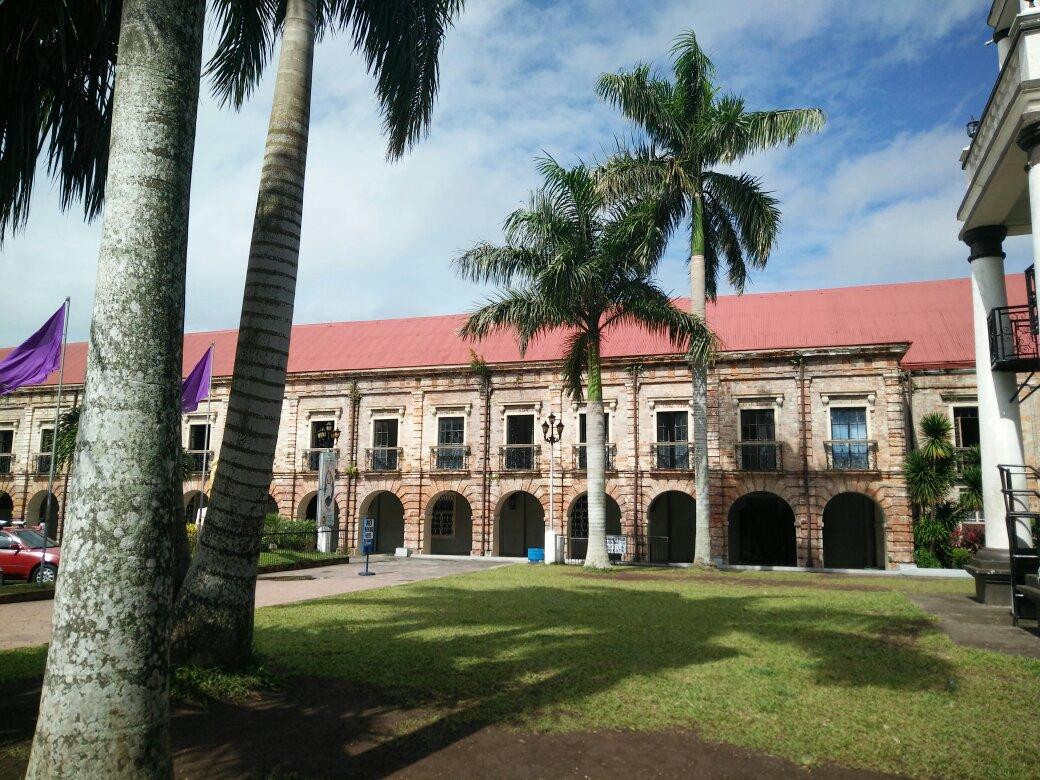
xmin=188 ymin=423 xmax=210 ymax=451
xmin=830 ymin=407 xmax=869 ymax=469
xmin=739 ymin=409 xmax=777 ymax=471
xmin=0 ymin=429 xmax=12 ymax=475
xmin=36 ymin=428 xmax=54 ymax=474
xmin=311 ymin=420 xmax=335 ymax=449
xmin=505 ymin=414 xmax=535 ymax=470
xmin=655 ymin=411 xmax=689 ymax=469
xmin=372 ymin=418 xmax=399 ymax=470
xmin=953 ymin=406 xmax=980 ymax=448
xmin=436 ymin=417 xmax=465 ymax=470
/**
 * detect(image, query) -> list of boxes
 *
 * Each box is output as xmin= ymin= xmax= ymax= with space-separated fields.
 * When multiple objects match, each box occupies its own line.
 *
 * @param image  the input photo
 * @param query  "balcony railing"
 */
xmin=651 ymin=442 xmax=691 ymax=471
xmin=824 ymin=440 xmax=878 ymax=471
xmin=573 ymin=443 xmax=617 ymax=471
xmin=301 ymin=448 xmax=336 ymax=471
xmin=736 ymin=441 xmax=782 ymax=471
xmin=988 ymin=304 xmax=1039 ymax=371
xmin=186 ymin=449 xmax=213 ymax=474
xmin=366 ymin=447 xmax=402 ymax=472
xmin=33 ymin=453 xmax=52 ymax=475
xmin=430 ymin=445 xmax=470 ymax=471
xmin=500 ymin=444 xmax=541 ymax=471
xmin=0 ymin=453 xmax=13 ymax=475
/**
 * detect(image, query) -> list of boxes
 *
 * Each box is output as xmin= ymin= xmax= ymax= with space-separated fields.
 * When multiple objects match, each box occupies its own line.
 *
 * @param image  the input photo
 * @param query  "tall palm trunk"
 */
xmin=26 ymin=0 xmax=205 ymax=774
xmin=690 ymin=192 xmax=711 ymax=565
xmin=584 ymin=336 xmax=611 ymax=568
xmin=171 ymin=0 xmax=316 ymax=668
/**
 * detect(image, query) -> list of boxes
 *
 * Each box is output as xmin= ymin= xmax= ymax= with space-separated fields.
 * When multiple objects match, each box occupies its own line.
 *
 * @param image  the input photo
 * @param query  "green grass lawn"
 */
xmin=257 ymin=548 xmax=341 ymax=568
xmin=253 ymin=566 xmax=1039 ymax=778
xmin=0 ymin=582 xmax=53 ymax=597
xmin=2 ymin=566 xmax=1037 ymax=778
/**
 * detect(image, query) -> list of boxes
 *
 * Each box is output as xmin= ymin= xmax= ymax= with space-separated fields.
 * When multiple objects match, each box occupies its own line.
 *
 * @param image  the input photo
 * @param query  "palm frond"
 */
xmin=560 ymin=330 xmax=591 ymax=401
xmin=205 ymin=0 xmax=281 ymax=109
xmin=711 ymin=105 xmax=826 ymax=163
xmin=595 ymin=68 xmax=678 ymax=148
xmin=905 ymin=449 xmax=956 ymax=508
xmin=329 ymin=0 xmax=465 ymax=158
xmin=454 ymin=243 xmax=545 ymax=286
xmin=703 ymin=170 xmax=780 ymax=266
xmin=919 ymin=412 xmax=955 ymax=462
xmin=604 ymin=279 xmax=717 ymax=365
xmin=669 ymin=29 xmax=715 ymax=100
xmin=458 ymin=287 xmax=566 ymax=355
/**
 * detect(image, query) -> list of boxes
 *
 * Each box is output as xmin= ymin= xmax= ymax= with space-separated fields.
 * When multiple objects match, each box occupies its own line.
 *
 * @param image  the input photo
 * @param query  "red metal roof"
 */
xmin=2 ymin=276 xmax=1018 ymax=387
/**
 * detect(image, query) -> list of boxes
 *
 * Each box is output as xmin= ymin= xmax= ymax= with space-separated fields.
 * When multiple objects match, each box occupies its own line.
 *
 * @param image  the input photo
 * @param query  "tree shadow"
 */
xmin=169 ymin=575 xmax=952 ymax=777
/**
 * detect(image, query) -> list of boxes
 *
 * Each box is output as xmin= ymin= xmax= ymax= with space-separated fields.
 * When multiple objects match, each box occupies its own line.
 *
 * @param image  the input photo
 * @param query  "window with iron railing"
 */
xmin=433 ymin=416 xmax=467 ymax=470
xmin=576 ymin=412 xmax=612 ymax=469
xmin=827 ymin=407 xmax=875 ymax=470
xmin=0 ymin=429 xmax=12 ymax=475
xmin=574 ymin=443 xmax=616 ymax=470
xmin=366 ymin=447 xmax=402 ymax=472
xmin=654 ymin=410 xmax=690 ymax=470
xmin=737 ymin=408 xmax=780 ymax=471
xmin=500 ymin=444 xmax=540 ymax=471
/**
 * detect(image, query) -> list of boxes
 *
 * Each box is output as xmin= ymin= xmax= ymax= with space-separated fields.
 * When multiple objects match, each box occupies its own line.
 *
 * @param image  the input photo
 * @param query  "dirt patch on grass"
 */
xmin=1 ymin=675 xmax=891 ymax=779
xmin=567 ymin=568 xmax=894 ymax=593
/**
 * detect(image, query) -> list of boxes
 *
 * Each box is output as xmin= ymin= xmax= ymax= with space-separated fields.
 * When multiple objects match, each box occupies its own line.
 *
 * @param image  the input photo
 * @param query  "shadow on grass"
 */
xmin=169 ymin=575 xmax=948 ymax=777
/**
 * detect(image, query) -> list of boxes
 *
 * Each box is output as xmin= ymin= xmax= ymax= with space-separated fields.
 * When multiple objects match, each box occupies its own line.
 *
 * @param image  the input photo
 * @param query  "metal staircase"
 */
xmin=997 ymin=465 xmax=1040 ymax=624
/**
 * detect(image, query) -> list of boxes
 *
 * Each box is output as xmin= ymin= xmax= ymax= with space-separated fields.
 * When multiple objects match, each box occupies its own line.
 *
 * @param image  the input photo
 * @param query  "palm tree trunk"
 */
xmin=171 ymin=0 xmax=316 ymax=668
xmin=26 ymin=0 xmax=205 ymax=775
xmin=584 ymin=336 xmax=611 ymax=569
xmin=690 ymin=192 xmax=711 ymax=565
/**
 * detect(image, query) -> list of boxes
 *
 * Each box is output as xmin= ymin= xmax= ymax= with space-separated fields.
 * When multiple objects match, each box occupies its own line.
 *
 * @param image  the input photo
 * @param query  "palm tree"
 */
xmin=457 ymin=158 xmax=715 ymax=568
xmin=597 ymin=31 xmax=824 ymax=565
xmin=0 ymin=0 xmax=120 ymax=242
xmin=905 ymin=413 xmax=962 ymax=568
xmin=172 ymin=0 xmax=466 ymax=668
xmin=26 ymin=0 xmax=207 ymax=775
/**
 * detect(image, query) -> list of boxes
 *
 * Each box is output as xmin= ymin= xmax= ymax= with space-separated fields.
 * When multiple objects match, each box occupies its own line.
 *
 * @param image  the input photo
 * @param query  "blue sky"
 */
xmin=0 ymin=0 xmax=1030 ymax=345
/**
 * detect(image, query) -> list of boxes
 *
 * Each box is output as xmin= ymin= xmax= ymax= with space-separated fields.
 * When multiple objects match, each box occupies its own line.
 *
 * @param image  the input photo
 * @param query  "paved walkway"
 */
xmin=0 ymin=557 xmax=511 ymax=651
xmin=909 ymin=593 xmax=1040 ymax=659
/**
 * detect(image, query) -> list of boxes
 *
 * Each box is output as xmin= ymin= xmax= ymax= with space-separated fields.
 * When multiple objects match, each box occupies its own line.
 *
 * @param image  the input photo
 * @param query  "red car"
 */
xmin=0 ymin=528 xmax=60 ymax=584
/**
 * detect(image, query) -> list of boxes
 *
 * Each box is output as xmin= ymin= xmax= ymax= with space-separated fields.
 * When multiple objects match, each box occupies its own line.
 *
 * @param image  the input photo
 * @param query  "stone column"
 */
xmin=963 ymin=225 xmax=1024 ymax=604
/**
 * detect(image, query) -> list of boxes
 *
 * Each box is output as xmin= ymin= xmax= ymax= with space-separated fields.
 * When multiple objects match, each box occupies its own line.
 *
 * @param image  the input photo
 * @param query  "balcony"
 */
xmin=430 ymin=445 xmax=470 ymax=472
xmin=573 ymin=443 xmax=617 ymax=471
xmin=651 ymin=442 xmax=691 ymax=471
xmin=736 ymin=441 xmax=782 ymax=472
xmin=186 ymin=449 xmax=213 ymax=474
xmin=366 ymin=447 xmax=402 ymax=472
xmin=0 ymin=453 xmax=13 ymax=475
xmin=33 ymin=453 xmax=52 ymax=475
xmin=500 ymin=444 xmax=541 ymax=471
xmin=988 ymin=304 xmax=1039 ymax=371
xmin=824 ymin=440 xmax=878 ymax=472
xmin=301 ymin=448 xmax=335 ymax=471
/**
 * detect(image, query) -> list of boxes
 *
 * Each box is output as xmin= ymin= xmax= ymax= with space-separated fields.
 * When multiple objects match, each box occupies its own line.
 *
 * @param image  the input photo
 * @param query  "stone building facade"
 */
xmin=1 ymin=278 xmax=1027 ymax=570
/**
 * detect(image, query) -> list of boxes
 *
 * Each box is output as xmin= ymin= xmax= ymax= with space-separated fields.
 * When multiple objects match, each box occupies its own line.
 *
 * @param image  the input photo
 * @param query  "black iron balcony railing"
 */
xmin=430 ymin=445 xmax=470 ymax=471
xmin=824 ymin=440 xmax=878 ymax=471
xmin=736 ymin=441 xmax=782 ymax=471
xmin=573 ymin=443 xmax=617 ymax=471
xmin=500 ymin=444 xmax=541 ymax=471
xmin=0 ymin=453 xmax=13 ymax=475
xmin=301 ymin=447 xmax=335 ymax=471
xmin=651 ymin=442 xmax=691 ymax=471
xmin=988 ymin=304 xmax=1039 ymax=371
xmin=366 ymin=447 xmax=402 ymax=472
xmin=186 ymin=449 xmax=213 ymax=474
xmin=33 ymin=453 xmax=52 ymax=475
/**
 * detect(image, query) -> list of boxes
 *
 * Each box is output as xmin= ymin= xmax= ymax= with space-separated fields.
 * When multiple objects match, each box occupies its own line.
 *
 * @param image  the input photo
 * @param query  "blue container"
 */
xmin=527 ymin=547 xmax=545 ymax=563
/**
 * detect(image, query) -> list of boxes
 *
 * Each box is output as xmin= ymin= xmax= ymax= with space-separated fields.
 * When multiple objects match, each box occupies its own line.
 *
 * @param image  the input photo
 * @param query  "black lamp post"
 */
xmin=542 ymin=413 xmax=564 ymax=552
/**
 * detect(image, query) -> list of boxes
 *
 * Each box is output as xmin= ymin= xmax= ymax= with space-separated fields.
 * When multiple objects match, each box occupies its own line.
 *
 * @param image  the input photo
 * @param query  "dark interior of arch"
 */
xmin=727 ymin=492 xmax=796 ymax=567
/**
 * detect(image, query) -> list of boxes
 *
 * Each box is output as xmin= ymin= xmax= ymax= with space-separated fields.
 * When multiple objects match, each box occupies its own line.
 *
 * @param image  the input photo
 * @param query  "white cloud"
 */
xmin=0 ymin=0 xmax=999 ymax=346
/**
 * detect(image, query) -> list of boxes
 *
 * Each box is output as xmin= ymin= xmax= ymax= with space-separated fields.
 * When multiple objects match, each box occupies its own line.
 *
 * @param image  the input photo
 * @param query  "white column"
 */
xmin=995 ymin=29 xmax=1011 ymax=70
xmin=1019 ymin=124 xmax=1040 ymax=298
xmin=965 ymin=226 xmax=1023 ymax=551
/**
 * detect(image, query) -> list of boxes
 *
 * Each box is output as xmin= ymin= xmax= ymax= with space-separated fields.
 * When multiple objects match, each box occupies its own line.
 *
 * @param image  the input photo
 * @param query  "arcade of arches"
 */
xmin=25 ymin=491 xmax=59 ymax=525
xmin=360 ymin=491 xmax=405 ymax=554
xmin=496 ymin=491 xmax=544 ymax=557
xmin=568 ymin=493 xmax=622 ymax=560
xmin=647 ymin=491 xmax=695 ymax=564
xmin=728 ymin=492 xmax=797 ymax=567
xmin=424 ymin=492 xmax=473 ymax=555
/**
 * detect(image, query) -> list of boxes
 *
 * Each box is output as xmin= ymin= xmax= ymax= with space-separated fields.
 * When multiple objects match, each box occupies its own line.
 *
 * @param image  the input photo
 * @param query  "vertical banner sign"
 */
xmin=317 ymin=450 xmax=336 ymax=552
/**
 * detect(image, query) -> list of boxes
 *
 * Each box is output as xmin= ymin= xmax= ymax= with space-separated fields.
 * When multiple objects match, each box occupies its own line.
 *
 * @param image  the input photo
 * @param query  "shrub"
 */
xmin=950 ymin=547 xmax=972 ymax=569
xmin=915 ymin=548 xmax=943 ymax=569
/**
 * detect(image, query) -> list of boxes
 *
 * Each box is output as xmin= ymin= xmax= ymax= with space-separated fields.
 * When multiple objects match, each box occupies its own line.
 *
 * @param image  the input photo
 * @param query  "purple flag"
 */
xmin=181 ymin=346 xmax=213 ymax=413
xmin=0 ymin=304 xmax=66 ymax=396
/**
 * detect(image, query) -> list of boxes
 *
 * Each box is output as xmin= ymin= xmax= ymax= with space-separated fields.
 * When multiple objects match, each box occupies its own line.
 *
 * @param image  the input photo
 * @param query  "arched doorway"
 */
xmin=647 ymin=491 xmax=695 ymax=563
xmin=360 ymin=491 xmax=405 ymax=554
xmin=264 ymin=494 xmax=280 ymax=517
xmin=26 ymin=491 xmax=60 ymax=526
xmin=568 ymin=493 xmax=622 ymax=560
xmin=302 ymin=493 xmax=340 ymax=524
xmin=183 ymin=491 xmax=208 ymax=524
xmin=728 ymin=492 xmax=797 ymax=566
xmin=0 ymin=491 xmax=13 ymax=521
xmin=823 ymin=493 xmax=884 ymax=569
xmin=425 ymin=492 xmax=473 ymax=556
xmin=496 ymin=491 xmax=543 ymax=557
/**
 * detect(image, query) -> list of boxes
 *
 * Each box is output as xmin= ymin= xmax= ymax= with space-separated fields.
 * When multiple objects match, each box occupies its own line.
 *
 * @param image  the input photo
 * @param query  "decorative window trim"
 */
xmin=367 ymin=406 xmax=405 ymax=421
xmin=576 ymin=409 xmax=613 ymax=443
xmin=647 ymin=398 xmax=695 ymax=411
xmin=499 ymin=401 xmax=542 ymax=414
xmin=305 ymin=407 xmax=342 ymax=420
xmin=429 ymin=403 xmax=472 ymax=417
xmin=0 ymin=419 xmax=19 ymax=430
xmin=370 ymin=416 xmax=401 ymax=448
xmin=434 ymin=412 xmax=467 ymax=445
xmin=940 ymin=391 xmax=977 ymax=403
xmin=821 ymin=392 xmax=875 ymax=407
xmin=826 ymin=404 xmax=872 ymax=441
xmin=570 ymin=399 xmax=618 ymax=412
xmin=735 ymin=394 xmax=783 ymax=408
xmin=185 ymin=411 xmax=218 ymax=423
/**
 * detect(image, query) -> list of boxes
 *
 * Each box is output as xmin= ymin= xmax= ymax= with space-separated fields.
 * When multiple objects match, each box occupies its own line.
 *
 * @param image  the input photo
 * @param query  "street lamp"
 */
xmin=542 ymin=413 xmax=564 ymax=560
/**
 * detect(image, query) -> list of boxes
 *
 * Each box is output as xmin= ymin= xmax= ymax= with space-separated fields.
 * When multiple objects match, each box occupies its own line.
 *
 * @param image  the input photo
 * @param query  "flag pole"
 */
xmin=40 ymin=297 xmax=70 ymax=587
xmin=199 ymin=343 xmax=214 ymax=525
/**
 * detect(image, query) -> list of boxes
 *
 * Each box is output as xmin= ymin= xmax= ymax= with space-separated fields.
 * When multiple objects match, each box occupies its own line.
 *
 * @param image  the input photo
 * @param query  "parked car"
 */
xmin=0 ymin=528 xmax=59 ymax=584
